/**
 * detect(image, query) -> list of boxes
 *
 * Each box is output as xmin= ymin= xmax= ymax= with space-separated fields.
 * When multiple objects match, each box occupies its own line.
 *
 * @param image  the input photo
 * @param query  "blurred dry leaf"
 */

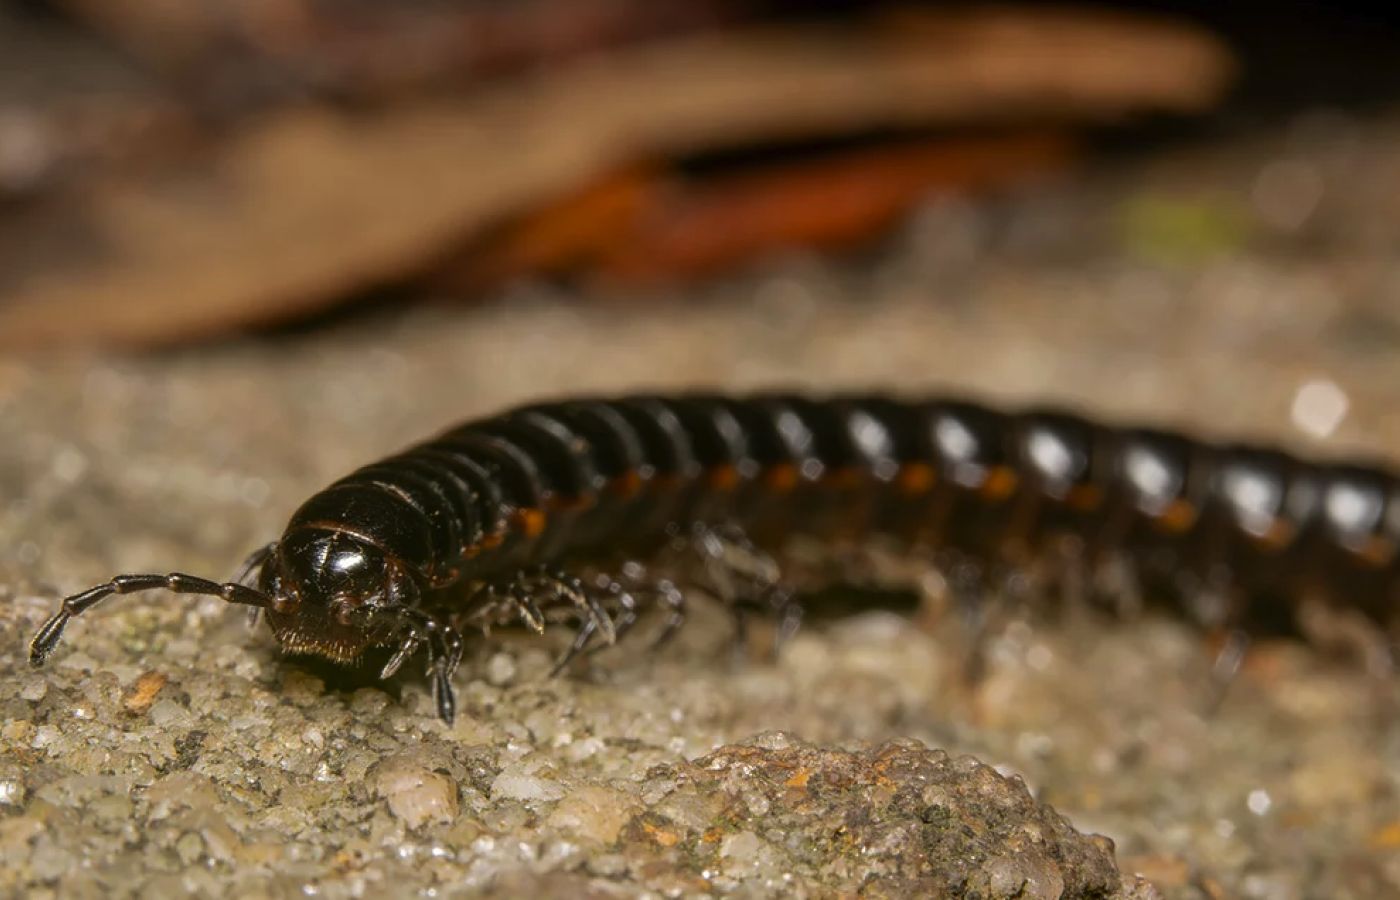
xmin=52 ymin=0 xmax=738 ymax=108
xmin=448 ymin=166 xmax=664 ymax=289
xmin=594 ymin=132 xmax=1077 ymax=283
xmin=0 ymin=6 xmax=192 ymax=198
xmin=0 ymin=7 xmax=1234 ymax=348
xmin=449 ymin=132 xmax=1075 ymax=288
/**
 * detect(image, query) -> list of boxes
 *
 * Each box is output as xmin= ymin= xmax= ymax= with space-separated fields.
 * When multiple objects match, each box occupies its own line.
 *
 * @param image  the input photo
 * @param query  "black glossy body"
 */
xmin=30 ymin=393 xmax=1400 ymax=725
xmin=268 ymin=394 xmax=1399 ymax=632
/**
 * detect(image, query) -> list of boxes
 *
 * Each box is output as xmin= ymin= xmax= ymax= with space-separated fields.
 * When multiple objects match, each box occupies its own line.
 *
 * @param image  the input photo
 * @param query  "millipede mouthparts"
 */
xmin=29 ymin=393 xmax=1400 ymax=723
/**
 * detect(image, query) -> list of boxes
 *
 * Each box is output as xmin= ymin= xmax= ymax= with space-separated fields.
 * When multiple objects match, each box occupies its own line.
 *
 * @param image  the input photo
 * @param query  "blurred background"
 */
xmin=0 ymin=0 xmax=1396 ymax=353
xmin=4 ymin=3 xmax=1400 ymax=897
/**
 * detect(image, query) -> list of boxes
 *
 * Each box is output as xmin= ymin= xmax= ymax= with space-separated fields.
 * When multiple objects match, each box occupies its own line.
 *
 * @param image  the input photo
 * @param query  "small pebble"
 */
xmin=545 ymin=786 xmax=637 ymax=844
xmin=491 ymin=770 xmax=566 ymax=803
xmin=485 ymin=653 xmax=517 ymax=686
xmin=719 ymin=830 xmax=775 ymax=872
xmin=18 ymin=678 xmax=47 ymax=703
xmin=0 ymin=779 xmax=25 ymax=807
xmin=175 ymin=831 xmax=205 ymax=865
xmin=375 ymin=759 xmax=459 ymax=829
xmin=121 ymin=671 xmax=168 ymax=716
xmin=148 ymin=698 xmax=192 ymax=729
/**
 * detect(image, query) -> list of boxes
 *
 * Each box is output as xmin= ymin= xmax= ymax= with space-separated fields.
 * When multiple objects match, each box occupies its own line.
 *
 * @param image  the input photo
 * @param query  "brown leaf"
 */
xmin=448 ymin=131 xmax=1075 ymax=288
xmin=53 ymin=0 xmax=737 ymax=108
xmin=0 ymin=5 xmax=194 ymax=199
xmin=0 ymin=8 xmax=1233 ymax=348
xmin=598 ymin=132 xmax=1077 ymax=284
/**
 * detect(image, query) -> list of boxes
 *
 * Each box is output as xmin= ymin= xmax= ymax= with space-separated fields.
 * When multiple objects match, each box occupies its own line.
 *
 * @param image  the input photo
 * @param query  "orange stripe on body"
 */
xmin=1252 ymin=518 xmax=1295 ymax=552
xmin=823 ymin=467 xmax=865 ymax=490
xmin=896 ymin=462 xmax=936 ymax=495
xmin=707 ymin=464 xmax=741 ymax=492
xmin=763 ymin=463 xmax=800 ymax=493
xmin=1356 ymin=535 xmax=1395 ymax=567
xmin=1066 ymin=484 xmax=1103 ymax=512
xmin=547 ymin=492 xmax=595 ymax=513
xmin=1154 ymin=499 xmax=1198 ymax=534
xmin=515 ymin=508 xmax=548 ymax=538
xmin=610 ymin=470 xmax=643 ymax=498
xmin=981 ymin=466 xmax=1019 ymax=501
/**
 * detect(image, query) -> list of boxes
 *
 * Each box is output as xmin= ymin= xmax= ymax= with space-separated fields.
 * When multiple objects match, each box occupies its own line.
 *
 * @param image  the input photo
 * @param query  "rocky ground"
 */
xmin=4 ymin=110 xmax=1400 ymax=898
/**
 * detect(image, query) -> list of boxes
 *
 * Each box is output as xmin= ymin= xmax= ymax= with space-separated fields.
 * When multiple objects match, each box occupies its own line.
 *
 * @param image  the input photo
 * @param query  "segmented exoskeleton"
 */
xmin=30 ymin=393 xmax=1400 ymax=722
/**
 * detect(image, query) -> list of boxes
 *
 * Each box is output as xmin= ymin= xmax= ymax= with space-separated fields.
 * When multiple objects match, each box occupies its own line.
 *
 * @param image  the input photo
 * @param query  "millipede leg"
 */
xmin=30 ymin=572 xmax=270 ymax=666
xmin=381 ymin=608 xmax=463 ymax=724
xmin=431 ymin=669 xmax=455 ymax=724
xmin=1091 ymin=552 xmax=1145 ymax=621
xmin=956 ymin=592 xmax=995 ymax=689
xmin=774 ymin=589 xmax=804 ymax=649
xmin=232 ymin=542 xmax=278 ymax=628
xmin=597 ymin=574 xmax=641 ymax=641
xmin=689 ymin=522 xmax=791 ymax=655
xmin=695 ymin=523 xmax=782 ymax=590
xmin=1176 ymin=565 xmax=1254 ymax=713
xmin=607 ymin=561 xmax=689 ymax=652
xmin=464 ymin=582 xmax=545 ymax=635
xmin=1296 ymin=594 xmax=1395 ymax=680
xmin=1053 ymin=537 xmax=1091 ymax=625
xmin=462 ymin=585 xmax=498 ymax=634
xmin=507 ymin=584 xmax=547 ymax=634
xmin=550 ymin=617 xmax=599 ymax=676
xmin=232 ymin=543 xmax=278 ymax=586
xmin=943 ymin=556 xmax=1013 ymax=690
xmin=1204 ymin=627 xmax=1251 ymax=714
xmin=380 ymin=632 xmax=423 ymax=680
xmin=542 ymin=569 xmax=639 ymax=674
xmin=576 ymin=573 xmax=645 ymax=664
xmin=464 ymin=569 xmax=624 ymax=677
xmin=537 ymin=568 xmax=617 ymax=647
xmin=649 ymin=577 xmax=688 ymax=650
xmin=432 ymin=625 xmax=464 ymax=724
xmin=1180 ymin=564 xmax=1236 ymax=630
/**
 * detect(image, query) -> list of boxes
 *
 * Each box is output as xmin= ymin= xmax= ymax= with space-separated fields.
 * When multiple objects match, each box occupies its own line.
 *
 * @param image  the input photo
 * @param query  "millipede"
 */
xmin=29 ymin=393 xmax=1400 ymax=723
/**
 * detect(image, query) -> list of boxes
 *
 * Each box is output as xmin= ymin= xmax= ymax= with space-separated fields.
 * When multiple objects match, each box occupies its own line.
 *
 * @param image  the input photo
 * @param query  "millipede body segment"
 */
xmin=29 ymin=394 xmax=1400 ymax=722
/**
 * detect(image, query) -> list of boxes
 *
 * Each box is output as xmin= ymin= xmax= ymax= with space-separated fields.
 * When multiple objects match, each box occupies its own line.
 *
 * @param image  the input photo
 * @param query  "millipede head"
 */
xmin=260 ymin=528 xmax=417 ymax=663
